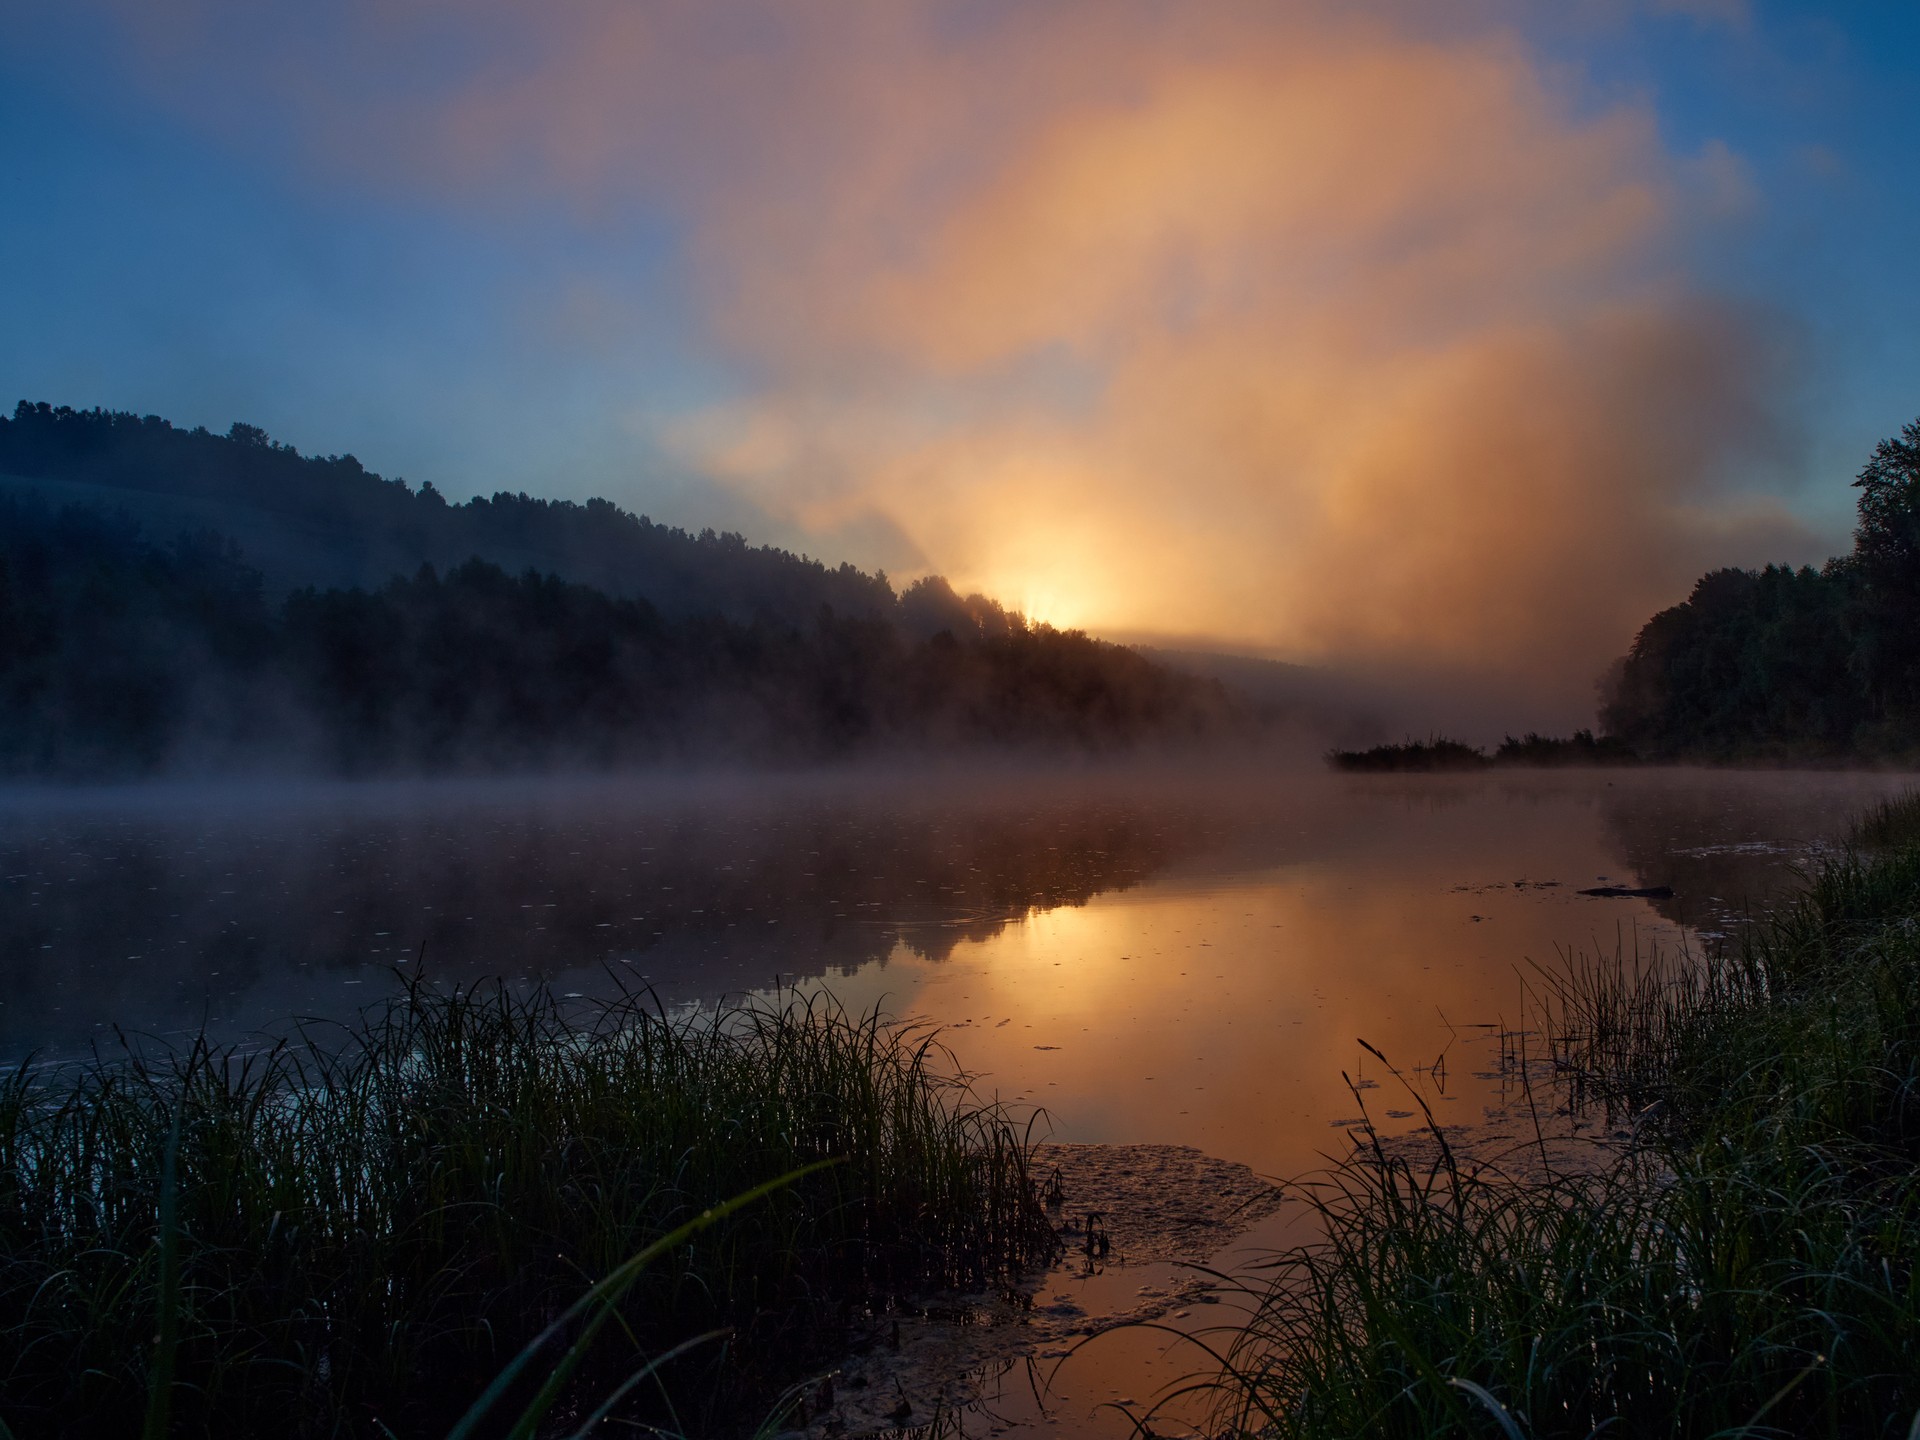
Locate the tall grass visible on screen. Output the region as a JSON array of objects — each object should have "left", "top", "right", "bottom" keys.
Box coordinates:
[
  {"left": 1185, "top": 792, "right": 1920, "bottom": 1439},
  {"left": 0, "top": 979, "right": 1058, "bottom": 1437}
]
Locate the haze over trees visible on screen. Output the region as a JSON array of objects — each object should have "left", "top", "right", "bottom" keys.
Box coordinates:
[
  {"left": 0, "top": 403, "right": 1239, "bottom": 777},
  {"left": 1602, "top": 417, "right": 1920, "bottom": 759}
]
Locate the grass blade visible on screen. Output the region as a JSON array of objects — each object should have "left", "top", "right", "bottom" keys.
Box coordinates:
[
  {"left": 141, "top": 1112, "right": 183, "bottom": 1440},
  {"left": 1449, "top": 1378, "right": 1525, "bottom": 1440},
  {"left": 449, "top": 1162, "right": 835, "bottom": 1440}
]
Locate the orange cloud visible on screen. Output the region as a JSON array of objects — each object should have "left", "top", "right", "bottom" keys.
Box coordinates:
[
  {"left": 84, "top": 0, "right": 1815, "bottom": 722},
  {"left": 637, "top": 8, "right": 1809, "bottom": 718}
]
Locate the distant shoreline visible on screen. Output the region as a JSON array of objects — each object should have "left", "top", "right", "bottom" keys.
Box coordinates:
[
  {"left": 1327, "top": 732, "right": 1920, "bottom": 773},
  {"left": 1327, "top": 731, "right": 1635, "bottom": 772}
]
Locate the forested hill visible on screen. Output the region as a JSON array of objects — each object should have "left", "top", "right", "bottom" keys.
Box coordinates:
[
  {"left": 0, "top": 404, "right": 1245, "bottom": 777},
  {"left": 1602, "top": 416, "right": 1920, "bottom": 760},
  {"left": 0, "top": 401, "right": 902, "bottom": 624}
]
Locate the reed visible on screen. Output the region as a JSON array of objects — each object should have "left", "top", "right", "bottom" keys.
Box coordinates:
[
  {"left": 0, "top": 979, "right": 1058, "bottom": 1437},
  {"left": 1175, "top": 792, "right": 1920, "bottom": 1439}
]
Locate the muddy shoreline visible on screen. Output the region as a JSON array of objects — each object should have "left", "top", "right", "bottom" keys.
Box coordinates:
[{"left": 799, "top": 1143, "right": 1283, "bottom": 1436}]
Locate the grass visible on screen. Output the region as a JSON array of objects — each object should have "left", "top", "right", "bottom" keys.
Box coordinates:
[
  {"left": 0, "top": 979, "right": 1059, "bottom": 1438},
  {"left": 1172, "top": 792, "right": 1920, "bottom": 1439}
]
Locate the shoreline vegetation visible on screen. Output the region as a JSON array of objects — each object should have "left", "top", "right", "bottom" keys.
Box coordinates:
[
  {"left": 1328, "top": 730, "right": 1639, "bottom": 772},
  {"left": 0, "top": 983, "right": 1058, "bottom": 1437},
  {"left": 1176, "top": 791, "right": 1920, "bottom": 1439}
]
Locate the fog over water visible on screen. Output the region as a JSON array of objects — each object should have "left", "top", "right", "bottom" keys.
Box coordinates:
[{"left": 3, "top": 765, "right": 1910, "bottom": 1180}]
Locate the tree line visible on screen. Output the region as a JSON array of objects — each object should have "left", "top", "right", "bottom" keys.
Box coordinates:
[
  {"left": 0, "top": 400, "right": 907, "bottom": 622},
  {"left": 0, "top": 495, "right": 1239, "bottom": 778},
  {"left": 1602, "top": 417, "right": 1920, "bottom": 760}
]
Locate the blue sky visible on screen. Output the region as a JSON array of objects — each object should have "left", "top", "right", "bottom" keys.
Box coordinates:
[
  {"left": 0, "top": 40, "right": 722, "bottom": 522},
  {"left": 1530, "top": 2, "right": 1920, "bottom": 521}
]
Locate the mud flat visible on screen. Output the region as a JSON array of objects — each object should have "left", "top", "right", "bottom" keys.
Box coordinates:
[{"left": 801, "top": 1143, "right": 1282, "bottom": 1436}]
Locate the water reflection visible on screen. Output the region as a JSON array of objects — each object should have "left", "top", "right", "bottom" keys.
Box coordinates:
[
  {"left": 0, "top": 767, "right": 1910, "bottom": 1183},
  {"left": 1593, "top": 773, "right": 1876, "bottom": 935},
  {"left": 0, "top": 772, "right": 1212, "bottom": 1056}
]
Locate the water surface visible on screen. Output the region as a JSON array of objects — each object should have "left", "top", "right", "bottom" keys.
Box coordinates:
[{"left": 2, "top": 766, "right": 1904, "bottom": 1182}]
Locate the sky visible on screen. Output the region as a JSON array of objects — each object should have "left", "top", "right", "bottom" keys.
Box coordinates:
[{"left": 3, "top": 1, "right": 1918, "bottom": 725}]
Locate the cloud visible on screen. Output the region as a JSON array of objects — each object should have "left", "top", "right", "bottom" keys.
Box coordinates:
[
  {"left": 62, "top": 0, "right": 1815, "bottom": 721},
  {"left": 1644, "top": 0, "right": 1752, "bottom": 29},
  {"left": 637, "top": 6, "right": 1808, "bottom": 717}
]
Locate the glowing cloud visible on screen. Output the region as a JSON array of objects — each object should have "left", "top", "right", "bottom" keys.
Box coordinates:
[
  {"left": 647, "top": 6, "right": 1808, "bottom": 716},
  {"left": 78, "top": 0, "right": 1817, "bottom": 718}
]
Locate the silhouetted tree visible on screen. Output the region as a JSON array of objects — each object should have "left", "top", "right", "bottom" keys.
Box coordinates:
[
  {"left": 1848, "top": 418, "right": 1920, "bottom": 724},
  {"left": 1602, "top": 415, "right": 1920, "bottom": 758}
]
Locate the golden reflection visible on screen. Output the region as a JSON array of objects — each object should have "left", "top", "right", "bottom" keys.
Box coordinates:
[{"left": 823, "top": 770, "right": 1909, "bottom": 1178}]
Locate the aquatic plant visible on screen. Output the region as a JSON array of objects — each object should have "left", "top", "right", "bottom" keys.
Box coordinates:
[{"left": 0, "top": 979, "right": 1057, "bottom": 1437}]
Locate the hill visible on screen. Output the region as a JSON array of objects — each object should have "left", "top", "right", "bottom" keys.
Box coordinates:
[
  {"left": 0, "top": 403, "right": 1244, "bottom": 776},
  {"left": 0, "top": 401, "right": 898, "bottom": 621}
]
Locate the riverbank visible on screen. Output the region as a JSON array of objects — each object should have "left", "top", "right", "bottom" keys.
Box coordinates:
[
  {"left": 1187, "top": 792, "right": 1920, "bottom": 1438},
  {"left": 798, "top": 1143, "right": 1283, "bottom": 1435},
  {"left": 0, "top": 983, "right": 1058, "bottom": 1437}
]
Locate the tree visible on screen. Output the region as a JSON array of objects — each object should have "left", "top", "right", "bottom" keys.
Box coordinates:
[
  {"left": 1849, "top": 418, "right": 1920, "bottom": 725},
  {"left": 1852, "top": 418, "right": 1920, "bottom": 579},
  {"left": 1601, "top": 414, "right": 1920, "bottom": 758}
]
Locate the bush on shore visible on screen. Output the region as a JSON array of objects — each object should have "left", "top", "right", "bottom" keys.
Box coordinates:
[
  {"left": 1329, "top": 731, "right": 1641, "bottom": 773},
  {"left": 1326, "top": 737, "right": 1492, "bottom": 772}
]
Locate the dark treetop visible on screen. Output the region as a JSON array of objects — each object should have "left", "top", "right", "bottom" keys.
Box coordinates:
[{"left": 1602, "top": 416, "right": 1920, "bottom": 761}]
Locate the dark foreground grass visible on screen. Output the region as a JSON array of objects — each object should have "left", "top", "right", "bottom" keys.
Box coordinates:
[
  {"left": 1183, "top": 794, "right": 1920, "bottom": 1439},
  {"left": 0, "top": 981, "right": 1058, "bottom": 1438}
]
